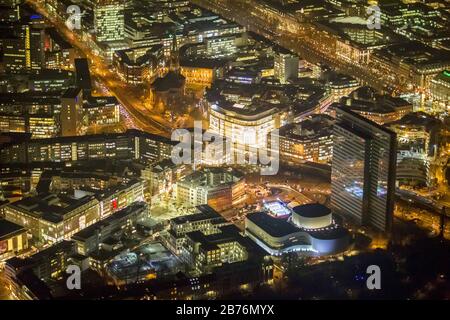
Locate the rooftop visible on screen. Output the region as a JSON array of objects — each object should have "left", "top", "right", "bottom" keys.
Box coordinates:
[
  {"left": 171, "top": 205, "right": 224, "bottom": 225},
  {"left": 151, "top": 71, "right": 185, "bottom": 92},
  {"left": 178, "top": 167, "right": 244, "bottom": 189},
  {"left": 0, "top": 219, "right": 26, "bottom": 241},
  {"left": 246, "top": 212, "right": 299, "bottom": 238},
  {"left": 186, "top": 224, "right": 245, "bottom": 252},
  {"left": 72, "top": 202, "right": 147, "bottom": 241},
  {"left": 278, "top": 114, "right": 334, "bottom": 139},
  {"left": 8, "top": 193, "right": 97, "bottom": 223},
  {"left": 292, "top": 203, "right": 331, "bottom": 218}
]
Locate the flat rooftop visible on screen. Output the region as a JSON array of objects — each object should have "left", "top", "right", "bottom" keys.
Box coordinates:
[
  {"left": 0, "top": 219, "right": 26, "bottom": 241},
  {"left": 72, "top": 202, "right": 147, "bottom": 241},
  {"left": 8, "top": 193, "right": 97, "bottom": 223},
  {"left": 186, "top": 224, "right": 245, "bottom": 251},
  {"left": 246, "top": 212, "right": 299, "bottom": 238},
  {"left": 171, "top": 205, "right": 225, "bottom": 225},
  {"left": 178, "top": 167, "right": 244, "bottom": 188}
]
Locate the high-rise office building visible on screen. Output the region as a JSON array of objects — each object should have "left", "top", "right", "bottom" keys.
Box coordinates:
[
  {"left": 274, "top": 47, "right": 299, "bottom": 84},
  {"left": 1, "top": 22, "right": 44, "bottom": 73},
  {"left": 331, "top": 106, "right": 397, "bottom": 232},
  {"left": 60, "top": 87, "right": 84, "bottom": 137},
  {"left": 94, "top": 0, "right": 125, "bottom": 43},
  {"left": 0, "top": 0, "right": 22, "bottom": 22}
]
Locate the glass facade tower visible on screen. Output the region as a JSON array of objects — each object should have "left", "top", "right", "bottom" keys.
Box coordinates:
[{"left": 331, "top": 106, "right": 397, "bottom": 232}]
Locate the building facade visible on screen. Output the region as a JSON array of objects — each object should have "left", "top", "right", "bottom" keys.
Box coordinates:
[
  {"left": 331, "top": 107, "right": 397, "bottom": 232},
  {"left": 94, "top": 1, "right": 125, "bottom": 43}
]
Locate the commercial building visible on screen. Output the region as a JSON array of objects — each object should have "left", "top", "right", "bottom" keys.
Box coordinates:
[
  {"left": 273, "top": 47, "right": 299, "bottom": 84},
  {"left": 113, "top": 44, "right": 164, "bottom": 85},
  {"left": 331, "top": 106, "right": 397, "bottom": 232},
  {"left": 208, "top": 100, "right": 288, "bottom": 149},
  {"left": 72, "top": 202, "right": 149, "bottom": 256},
  {"left": 0, "top": 129, "right": 175, "bottom": 165},
  {"left": 3, "top": 193, "right": 100, "bottom": 244},
  {"left": 141, "top": 158, "right": 191, "bottom": 198},
  {"left": 274, "top": 114, "right": 334, "bottom": 164},
  {"left": 84, "top": 96, "right": 120, "bottom": 126},
  {"left": 0, "top": 87, "right": 122, "bottom": 138},
  {"left": 183, "top": 224, "right": 250, "bottom": 274},
  {"left": 325, "top": 73, "right": 360, "bottom": 103},
  {"left": 0, "top": 219, "right": 28, "bottom": 260},
  {"left": 179, "top": 42, "right": 229, "bottom": 87},
  {"left": 3, "top": 179, "right": 145, "bottom": 245},
  {"left": 321, "top": 17, "right": 403, "bottom": 65},
  {"left": 206, "top": 78, "right": 328, "bottom": 150},
  {"left": 430, "top": 70, "right": 450, "bottom": 117},
  {"left": 0, "top": 91, "right": 62, "bottom": 138},
  {"left": 4, "top": 240, "right": 75, "bottom": 299},
  {"left": 60, "top": 87, "right": 84, "bottom": 137},
  {"left": 0, "top": 21, "right": 44, "bottom": 73},
  {"left": 5, "top": 240, "right": 75, "bottom": 282},
  {"left": 335, "top": 86, "right": 413, "bottom": 125},
  {"left": 373, "top": 41, "right": 450, "bottom": 90},
  {"left": 163, "top": 205, "right": 228, "bottom": 255},
  {"left": 176, "top": 167, "right": 246, "bottom": 212},
  {"left": 28, "top": 69, "right": 74, "bottom": 92},
  {"left": 94, "top": 1, "right": 125, "bottom": 43},
  {"left": 163, "top": 204, "right": 265, "bottom": 275},
  {"left": 48, "top": 171, "right": 123, "bottom": 193},
  {"left": 379, "top": 2, "right": 447, "bottom": 46},
  {"left": 245, "top": 203, "right": 350, "bottom": 256},
  {"left": 386, "top": 112, "right": 443, "bottom": 187},
  {"left": 43, "top": 27, "right": 75, "bottom": 70}
]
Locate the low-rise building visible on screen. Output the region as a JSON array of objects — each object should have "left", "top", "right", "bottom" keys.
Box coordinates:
[
  {"left": 3, "top": 193, "right": 100, "bottom": 244},
  {"left": 141, "top": 158, "right": 191, "bottom": 198},
  {"left": 0, "top": 129, "right": 175, "bottom": 165},
  {"left": 333, "top": 86, "right": 413, "bottom": 125},
  {"left": 72, "top": 202, "right": 149, "bottom": 256},
  {"left": 176, "top": 167, "right": 246, "bottom": 212},
  {"left": 274, "top": 114, "right": 334, "bottom": 164},
  {"left": 0, "top": 219, "right": 28, "bottom": 260},
  {"left": 4, "top": 240, "right": 75, "bottom": 299},
  {"left": 162, "top": 205, "right": 228, "bottom": 255},
  {"left": 113, "top": 44, "right": 164, "bottom": 85},
  {"left": 3, "top": 179, "right": 144, "bottom": 245},
  {"left": 183, "top": 224, "right": 250, "bottom": 274},
  {"left": 430, "top": 70, "right": 450, "bottom": 117},
  {"left": 84, "top": 96, "right": 120, "bottom": 126}
]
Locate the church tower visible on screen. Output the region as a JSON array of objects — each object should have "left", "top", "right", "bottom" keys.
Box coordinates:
[{"left": 169, "top": 32, "right": 180, "bottom": 73}]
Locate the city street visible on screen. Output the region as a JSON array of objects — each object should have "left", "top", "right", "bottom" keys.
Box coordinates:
[
  {"left": 28, "top": 0, "right": 173, "bottom": 136},
  {"left": 192, "top": 0, "right": 402, "bottom": 93}
]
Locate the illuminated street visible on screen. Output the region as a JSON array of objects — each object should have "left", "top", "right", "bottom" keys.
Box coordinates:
[{"left": 28, "top": 0, "right": 173, "bottom": 136}]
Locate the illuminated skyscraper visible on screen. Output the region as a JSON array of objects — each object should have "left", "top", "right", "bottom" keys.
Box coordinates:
[
  {"left": 274, "top": 47, "right": 298, "bottom": 84},
  {"left": 1, "top": 23, "right": 44, "bottom": 73},
  {"left": 331, "top": 106, "right": 397, "bottom": 232},
  {"left": 94, "top": 0, "right": 124, "bottom": 43},
  {"left": 0, "top": 0, "right": 22, "bottom": 21}
]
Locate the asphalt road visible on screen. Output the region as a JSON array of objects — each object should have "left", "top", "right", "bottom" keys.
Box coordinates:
[{"left": 27, "top": 0, "right": 173, "bottom": 137}]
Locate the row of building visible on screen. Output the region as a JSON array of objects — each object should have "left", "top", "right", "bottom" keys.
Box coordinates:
[
  {"left": 0, "top": 128, "right": 175, "bottom": 164},
  {"left": 1, "top": 178, "right": 144, "bottom": 246},
  {"left": 0, "top": 85, "right": 120, "bottom": 138}
]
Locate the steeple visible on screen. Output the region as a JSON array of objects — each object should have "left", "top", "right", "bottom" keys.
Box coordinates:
[{"left": 170, "top": 32, "right": 180, "bottom": 73}]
